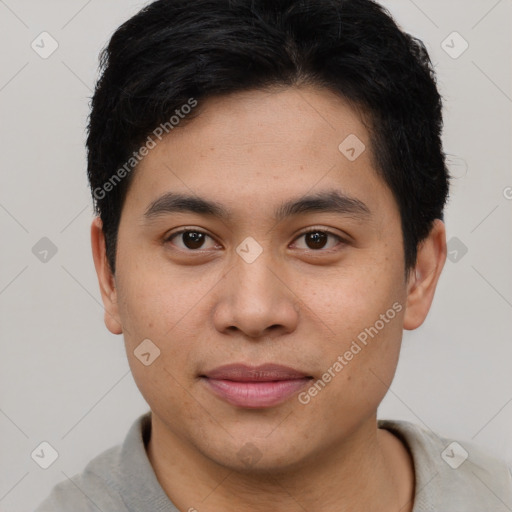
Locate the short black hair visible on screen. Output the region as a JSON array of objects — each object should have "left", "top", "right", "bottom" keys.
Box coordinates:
[{"left": 87, "top": 0, "right": 449, "bottom": 275}]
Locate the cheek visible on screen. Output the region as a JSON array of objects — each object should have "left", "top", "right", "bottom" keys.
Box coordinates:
[
  {"left": 115, "top": 256, "right": 227, "bottom": 391},
  {"left": 115, "top": 266, "right": 206, "bottom": 414},
  {"left": 293, "top": 250, "right": 405, "bottom": 400},
  {"left": 115, "top": 250, "right": 216, "bottom": 339},
  {"left": 293, "top": 254, "right": 404, "bottom": 341}
]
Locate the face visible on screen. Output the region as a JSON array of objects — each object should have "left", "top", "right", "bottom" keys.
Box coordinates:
[{"left": 93, "top": 86, "right": 444, "bottom": 472}]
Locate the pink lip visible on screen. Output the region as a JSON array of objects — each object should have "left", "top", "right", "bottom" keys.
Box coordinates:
[{"left": 201, "top": 364, "right": 312, "bottom": 408}]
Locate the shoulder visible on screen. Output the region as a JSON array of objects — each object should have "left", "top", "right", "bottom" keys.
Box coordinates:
[
  {"left": 34, "top": 443, "right": 127, "bottom": 512},
  {"left": 34, "top": 413, "right": 154, "bottom": 512},
  {"left": 379, "top": 419, "right": 512, "bottom": 511}
]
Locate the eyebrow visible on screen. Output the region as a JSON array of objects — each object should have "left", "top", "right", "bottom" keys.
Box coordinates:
[
  {"left": 143, "top": 190, "right": 371, "bottom": 222},
  {"left": 274, "top": 190, "right": 371, "bottom": 221}
]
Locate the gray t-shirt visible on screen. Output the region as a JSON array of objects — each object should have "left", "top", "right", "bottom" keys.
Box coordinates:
[{"left": 35, "top": 413, "right": 512, "bottom": 511}]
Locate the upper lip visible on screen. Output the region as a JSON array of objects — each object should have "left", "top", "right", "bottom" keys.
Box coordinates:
[{"left": 202, "top": 363, "right": 311, "bottom": 381}]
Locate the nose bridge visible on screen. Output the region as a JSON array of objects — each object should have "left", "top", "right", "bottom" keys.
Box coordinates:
[
  {"left": 232, "top": 245, "right": 282, "bottom": 309},
  {"left": 212, "top": 242, "right": 299, "bottom": 337}
]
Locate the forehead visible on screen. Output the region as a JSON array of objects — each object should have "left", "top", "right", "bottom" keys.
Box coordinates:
[{"left": 125, "top": 86, "right": 396, "bottom": 222}]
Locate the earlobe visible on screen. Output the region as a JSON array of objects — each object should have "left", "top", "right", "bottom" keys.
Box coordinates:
[
  {"left": 403, "top": 219, "right": 447, "bottom": 330},
  {"left": 91, "top": 217, "right": 123, "bottom": 335}
]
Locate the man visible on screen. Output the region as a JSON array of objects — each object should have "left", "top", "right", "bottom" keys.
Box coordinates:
[{"left": 36, "top": 0, "right": 512, "bottom": 510}]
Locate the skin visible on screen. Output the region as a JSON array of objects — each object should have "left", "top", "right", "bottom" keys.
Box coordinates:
[{"left": 92, "top": 86, "right": 446, "bottom": 512}]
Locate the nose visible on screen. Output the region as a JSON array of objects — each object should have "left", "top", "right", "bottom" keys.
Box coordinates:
[{"left": 212, "top": 251, "right": 300, "bottom": 339}]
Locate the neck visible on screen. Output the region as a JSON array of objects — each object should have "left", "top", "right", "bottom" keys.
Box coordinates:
[{"left": 147, "top": 413, "right": 414, "bottom": 512}]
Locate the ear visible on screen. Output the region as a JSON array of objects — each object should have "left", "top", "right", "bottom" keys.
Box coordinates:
[
  {"left": 403, "top": 219, "right": 447, "bottom": 330},
  {"left": 91, "top": 217, "right": 123, "bottom": 335}
]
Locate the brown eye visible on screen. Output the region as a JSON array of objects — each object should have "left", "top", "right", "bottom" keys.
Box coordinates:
[
  {"left": 181, "top": 231, "right": 205, "bottom": 249},
  {"left": 167, "top": 230, "right": 218, "bottom": 251},
  {"left": 305, "top": 231, "right": 328, "bottom": 249},
  {"left": 293, "top": 229, "right": 343, "bottom": 251}
]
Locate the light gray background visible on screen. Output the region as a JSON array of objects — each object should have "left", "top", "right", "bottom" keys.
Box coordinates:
[{"left": 0, "top": 1, "right": 511, "bottom": 510}]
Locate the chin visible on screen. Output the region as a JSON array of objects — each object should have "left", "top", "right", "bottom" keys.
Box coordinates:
[{"left": 198, "top": 434, "right": 314, "bottom": 476}]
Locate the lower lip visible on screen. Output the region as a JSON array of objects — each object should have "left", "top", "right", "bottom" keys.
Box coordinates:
[{"left": 202, "top": 378, "right": 311, "bottom": 408}]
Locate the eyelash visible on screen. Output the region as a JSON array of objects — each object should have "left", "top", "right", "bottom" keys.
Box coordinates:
[
  {"left": 294, "top": 228, "right": 346, "bottom": 251},
  {"left": 165, "top": 227, "right": 346, "bottom": 252}
]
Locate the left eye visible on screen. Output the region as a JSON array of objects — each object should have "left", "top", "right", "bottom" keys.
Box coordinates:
[
  {"left": 293, "top": 230, "right": 343, "bottom": 250},
  {"left": 167, "top": 230, "right": 218, "bottom": 250}
]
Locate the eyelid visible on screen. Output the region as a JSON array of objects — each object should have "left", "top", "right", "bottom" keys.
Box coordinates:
[
  {"left": 292, "top": 226, "right": 349, "bottom": 244},
  {"left": 165, "top": 227, "right": 210, "bottom": 240},
  {"left": 165, "top": 227, "right": 220, "bottom": 250}
]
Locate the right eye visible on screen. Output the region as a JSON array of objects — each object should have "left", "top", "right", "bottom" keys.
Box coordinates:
[{"left": 165, "top": 229, "right": 220, "bottom": 251}]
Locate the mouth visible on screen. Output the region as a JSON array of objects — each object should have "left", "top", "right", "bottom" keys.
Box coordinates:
[{"left": 200, "top": 363, "right": 313, "bottom": 409}]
